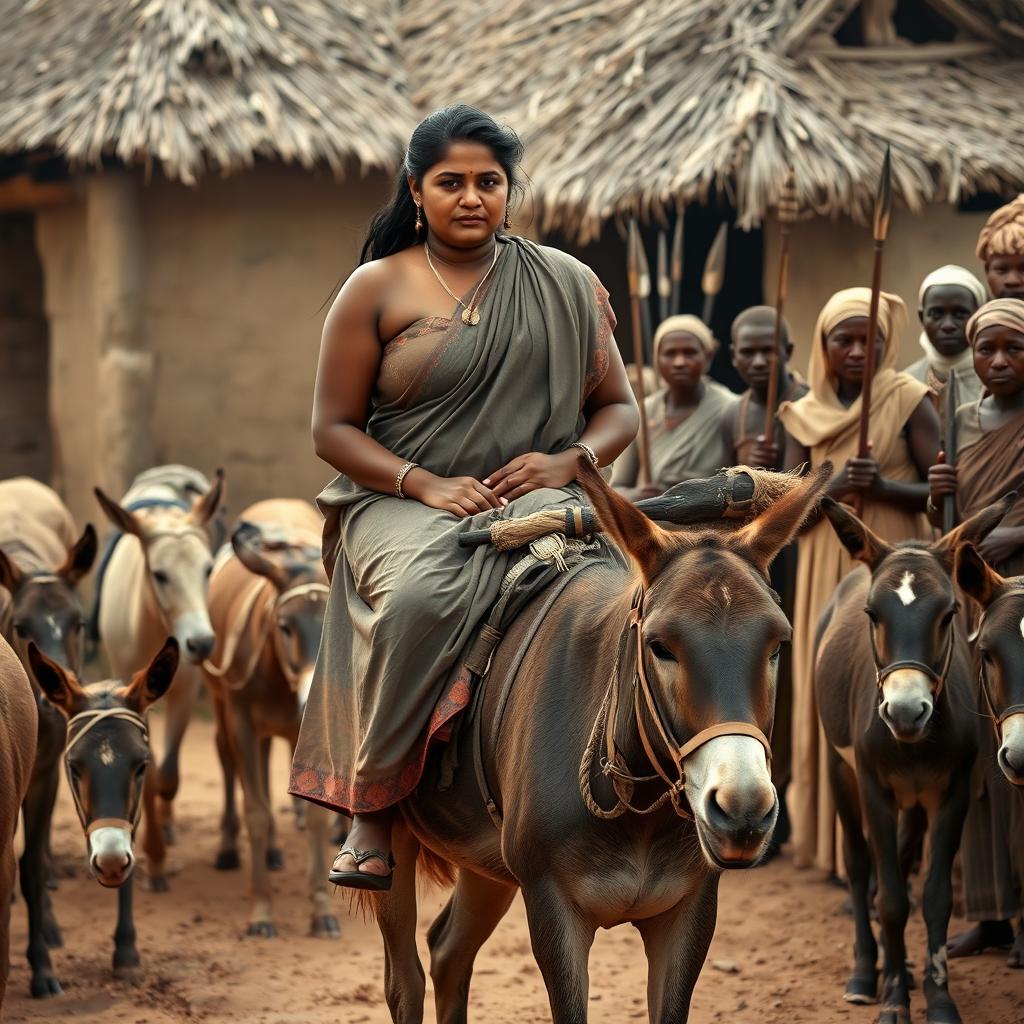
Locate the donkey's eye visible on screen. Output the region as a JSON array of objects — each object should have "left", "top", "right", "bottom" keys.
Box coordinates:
[
  {"left": 864, "top": 607, "right": 879, "bottom": 625},
  {"left": 769, "top": 644, "right": 782, "bottom": 663},
  {"left": 980, "top": 648, "right": 994, "bottom": 665},
  {"left": 13, "top": 621, "right": 28, "bottom": 638},
  {"left": 153, "top": 570, "right": 170, "bottom": 586},
  {"left": 941, "top": 608, "right": 957, "bottom": 627},
  {"left": 278, "top": 621, "right": 293, "bottom": 638},
  {"left": 648, "top": 639, "right": 676, "bottom": 663}
]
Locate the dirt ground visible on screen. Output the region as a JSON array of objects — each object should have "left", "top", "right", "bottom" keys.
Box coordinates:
[{"left": 5, "top": 710, "right": 1023, "bottom": 1024}]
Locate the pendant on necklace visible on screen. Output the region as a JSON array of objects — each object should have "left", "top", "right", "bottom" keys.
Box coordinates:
[{"left": 462, "top": 308, "right": 480, "bottom": 326}]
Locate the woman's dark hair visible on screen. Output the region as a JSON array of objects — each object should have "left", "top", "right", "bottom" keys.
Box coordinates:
[{"left": 360, "top": 105, "right": 524, "bottom": 264}]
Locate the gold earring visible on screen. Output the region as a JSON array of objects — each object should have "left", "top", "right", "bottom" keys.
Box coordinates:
[
  {"left": 415, "top": 203, "right": 423, "bottom": 234},
  {"left": 503, "top": 210, "right": 512, "bottom": 230}
]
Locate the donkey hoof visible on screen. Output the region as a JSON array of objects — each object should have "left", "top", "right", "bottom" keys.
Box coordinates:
[
  {"left": 30, "top": 972, "right": 63, "bottom": 998},
  {"left": 147, "top": 874, "right": 170, "bottom": 894},
  {"left": 42, "top": 920, "right": 64, "bottom": 949},
  {"left": 214, "top": 850, "right": 241, "bottom": 871},
  {"left": 246, "top": 920, "right": 278, "bottom": 939},
  {"left": 113, "top": 962, "right": 143, "bottom": 984},
  {"left": 266, "top": 848, "right": 284, "bottom": 871},
  {"left": 878, "top": 1007, "right": 911, "bottom": 1024},
  {"left": 310, "top": 914, "right": 341, "bottom": 939},
  {"left": 844, "top": 970, "right": 878, "bottom": 1004}
]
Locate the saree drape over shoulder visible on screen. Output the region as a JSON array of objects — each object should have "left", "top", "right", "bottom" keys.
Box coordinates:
[
  {"left": 289, "top": 236, "right": 614, "bottom": 815},
  {"left": 610, "top": 381, "right": 738, "bottom": 489},
  {"left": 778, "top": 288, "right": 931, "bottom": 873}
]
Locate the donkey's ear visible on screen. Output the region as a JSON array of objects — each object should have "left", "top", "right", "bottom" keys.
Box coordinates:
[
  {"left": 820, "top": 496, "right": 894, "bottom": 568},
  {"left": 191, "top": 469, "right": 225, "bottom": 527},
  {"left": 94, "top": 488, "right": 143, "bottom": 537},
  {"left": 733, "top": 464, "right": 832, "bottom": 575},
  {"left": 932, "top": 491, "right": 1017, "bottom": 569},
  {"left": 58, "top": 524, "right": 97, "bottom": 587},
  {"left": 231, "top": 521, "right": 288, "bottom": 588},
  {"left": 954, "top": 542, "right": 1007, "bottom": 609},
  {"left": 28, "top": 642, "right": 87, "bottom": 715},
  {"left": 576, "top": 460, "right": 674, "bottom": 583},
  {"left": 0, "top": 548, "right": 25, "bottom": 595},
  {"left": 126, "top": 638, "right": 179, "bottom": 711}
]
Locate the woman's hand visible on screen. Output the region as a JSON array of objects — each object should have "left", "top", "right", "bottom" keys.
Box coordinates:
[
  {"left": 485, "top": 451, "right": 580, "bottom": 502},
  {"left": 928, "top": 450, "right": 958, "bottom": 504},
  {"left": 747, "top": 435, "right": 780, "bottom": 470},
  {"left": 979, "top": 526, "right": 1024, "bottom": 565},
  {"left": 403, "top": 469, "right": 504, "bottom": 518},
  {"left": 843, "top": 442, "right": 882, "bottom": 495}
]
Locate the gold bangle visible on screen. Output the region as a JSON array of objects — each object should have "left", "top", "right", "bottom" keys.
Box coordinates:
[
  {"left": 570, "top": 441, "right": 599, "bottom": 468},
  {"left": 395, "top": 461, "right": 418, "bottom": 499}
]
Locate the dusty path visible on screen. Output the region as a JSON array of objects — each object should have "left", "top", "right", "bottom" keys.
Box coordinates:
[{"left": 5, "top": 712, "right": 1022, "bottom": 1023}]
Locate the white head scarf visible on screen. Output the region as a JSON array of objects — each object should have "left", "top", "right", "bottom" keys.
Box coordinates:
[{"left": 917, "top": 265, "right": 987, "bottom": 373}]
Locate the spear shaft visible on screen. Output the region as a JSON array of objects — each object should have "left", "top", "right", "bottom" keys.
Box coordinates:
[
  {"left": 854, "top": 147, "right": 893, "bottom": 516},
  {"left": 627, "top": 222, "right": 653, "bottom": 486},
  {"left": 670, "top": 213, "right": 684, "bottom": 316},
  {"left": 657, "top": 230, "right": 670, "bottom": 324},
  {"left": 633, "top": 222, "right": 655, "bottom": 365},
  {"left": 763, "top": 172, "right": 798, "bottom": 442},
  {"left": 943, "top": 372, "right": 959, "bottom": 533},
  {"left": 701, "top": 222, "right": 728, "bottom": 327}
]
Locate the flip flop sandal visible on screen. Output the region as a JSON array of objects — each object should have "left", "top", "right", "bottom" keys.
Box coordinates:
[{"left": 328, "top": 845, "right": 395, "bottom": 892}]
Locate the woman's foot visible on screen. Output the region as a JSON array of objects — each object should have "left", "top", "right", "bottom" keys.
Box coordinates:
[
  {"left": 947, "top": 919, "right": 1014, "bottom": 958},
  {"left": 328, "top": 812, "right": 394, "bottom": 891}
]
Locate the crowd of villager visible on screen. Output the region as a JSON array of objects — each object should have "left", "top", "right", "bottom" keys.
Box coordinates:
[{"left": 1, "top": 105, "right": 1023, "bottom": 1024}]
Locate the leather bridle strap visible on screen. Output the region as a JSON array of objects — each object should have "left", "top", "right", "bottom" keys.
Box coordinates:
[
  {"left": 870, "top": 619, "right": 955, "bottom": 698},
  {"left": 87, "top": 817, "right": 135, "bottom": 835}
]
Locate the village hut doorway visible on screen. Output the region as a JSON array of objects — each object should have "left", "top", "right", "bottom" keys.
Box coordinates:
[{"left": 0, "top": 211, "right": 51, "bottom": 481}]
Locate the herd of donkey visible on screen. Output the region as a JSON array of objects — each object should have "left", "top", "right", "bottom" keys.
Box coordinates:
[{"left": 0, "top": 458, "right": 1022, "bottom": 1023}]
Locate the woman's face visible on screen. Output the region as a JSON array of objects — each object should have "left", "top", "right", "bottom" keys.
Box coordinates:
[
  {"left": 973, "top": 324, "right": 1024, "bottom": 398},
  {"left": 985, "top": 253, "right": 1024, "bottom": 300},
  {"left": 657, "top": 332, "right": 708, "bottom": 391},
  {"left": 919, "top": 284, "right": 977, "bottom": 358},
  {"left": 410, "top": 141, "right": 508, "bottom": 248},
  {"left": 824, "top": 316, "right": 885, "bottom": 387}
]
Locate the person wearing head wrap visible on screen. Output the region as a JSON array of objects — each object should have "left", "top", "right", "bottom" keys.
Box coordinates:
[
  {"left": 778, "top": 287, "right": 940, "bottom": 873},
  {"left": 723, "top": 305, "right": 808, "bottom": 470},
  {"left": 927, "top": 298, "right": 1024, "bottom": 967},
  {"left": 976, "top": 194, "right": 1024, "bottom": 302},
  {"left": 906, "top": 265, "right": 986, "bottom": 414},
  {"left": 611, "top": 315, "right": 738, "bottom": 499}
]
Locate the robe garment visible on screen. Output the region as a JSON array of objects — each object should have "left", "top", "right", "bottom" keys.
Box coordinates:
[
  {"left": 779, "top": 288, "right": 931, "bottom": 873},
  {"left": 731, "top": 374, "right": 809, "bottom": 470},
  {"left": 953, "top": 402, "right": 1024, "bottom": 920},
  {"left": 610, "top": 380, "right": 738, "bottom": 490},
  {"left": 289, "top": 236, "right": 615, "bottom": 815}
]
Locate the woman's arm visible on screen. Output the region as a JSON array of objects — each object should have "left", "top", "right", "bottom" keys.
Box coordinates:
[{"left": 311, "top": 266, "right": 502, "bottom": 517}]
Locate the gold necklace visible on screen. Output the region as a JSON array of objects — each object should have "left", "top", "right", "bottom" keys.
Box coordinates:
[{"left": 424, "top": 242, "right": 499, "bottom": 326}]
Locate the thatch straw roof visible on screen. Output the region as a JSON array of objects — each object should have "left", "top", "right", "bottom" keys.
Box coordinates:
[
  {"left": 0, "top": 0, "right": 415, "bottom": 185},
  {"left": 403, "top": 0, "right": 1024, "bottom": 240}
]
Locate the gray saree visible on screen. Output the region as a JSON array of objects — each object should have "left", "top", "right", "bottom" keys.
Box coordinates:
[{"left": 289, "top": 236, "right": 614, "bottom": 814}]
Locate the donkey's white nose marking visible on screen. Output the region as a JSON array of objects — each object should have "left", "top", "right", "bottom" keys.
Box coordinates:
[
  {"left": 1019, "top": 614, "right": 1024, "bottom": 642},
  {"left": 895, "top": 572, "right": 916, "bottom": 606}
]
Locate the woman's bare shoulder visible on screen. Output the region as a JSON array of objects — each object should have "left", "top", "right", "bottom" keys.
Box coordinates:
[{"left": 327, "top": 249, "right": 417, "bottom": 322}]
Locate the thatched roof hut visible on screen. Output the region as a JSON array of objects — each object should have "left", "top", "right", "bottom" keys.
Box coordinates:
[
  {"left": 0, "top": 0, "right": 415, "bottom": 185},
  {"left": 403, "top": 0, "right": 1024, "bottom": 240}
]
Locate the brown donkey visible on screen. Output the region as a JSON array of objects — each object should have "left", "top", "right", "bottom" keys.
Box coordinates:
[
  {"left": 370, "top": 462, "right": 830, "bottom": 1024},
  {"left": 201, "top": 500, "right": 337, "bottom": 939},
  {"left": 0, "top": 634, "right": 37, "bottom": 1016},
  {"left": 26, "top": 639, "right": 179, "bottom": 984},
  {"left": 815, "top": 496, "right": 1015, "bottom": 1024}
]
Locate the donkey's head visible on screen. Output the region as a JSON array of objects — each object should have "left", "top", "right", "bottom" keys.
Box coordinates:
[
  {"left": 231, "top": 521, "right": 328, "bottom": 707},
  {"left": 28, "top": 638, "right": 178, "bottom": 887},
  {"left": 95, "top": 471, "right": 224, "bottom": 663},
  {"left": 955, "top": 543, "right": 1024, "bottom": 786},
  {"left": 579, "top": 462, "right": 830, "bottom": 869},
  {"left": 822, "top": 494, "right": 1014, "bottom": 743},
  {"left": 0, "top": 525, "right": 97, "bottom": 674}
]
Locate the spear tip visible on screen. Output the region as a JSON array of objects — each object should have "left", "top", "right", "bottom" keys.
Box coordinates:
[
  {"left": 701, "top": 222, "right": 729, "bottom": 298},
  {"left": 874, "top": 145, "right": 893, "bottom": 243}
]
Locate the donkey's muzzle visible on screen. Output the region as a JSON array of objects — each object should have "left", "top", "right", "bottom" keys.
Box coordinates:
[
  {"left": 702, "top": 787, "right": 778, "bottom": 867},
  {"left": 89, "top": 825, "right": 136, "bottom": 887}
]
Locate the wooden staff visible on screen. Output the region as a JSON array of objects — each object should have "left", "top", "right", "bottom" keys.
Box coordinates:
[
  {"left": 627, "top": 221, "right": 653, "bottom": 486},
  {"left": 854, "top": 146, "right": 893, "bottom": 516},
  {"left": 670, "top": 213, "right": 684, "bottom": 316},
  {"left": 763, "top": 171, "right": 798, "bottom": 440},
  {"left": 633, "top": 221, "right": 655, "bottom": 365},
  {"left": 701, "top": 222, "right": 728, "bottom": 327},
  {"left": 657, "top": 230, "right": 670, "bottom": 324},
  {"left": 943, "top": 372, "right": 959, "bottom": 534}
]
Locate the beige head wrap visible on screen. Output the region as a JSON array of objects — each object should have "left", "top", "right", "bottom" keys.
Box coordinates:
[
  {"left": 966, "top": 298, "right": 1024, "bottom": 346},
  {"left": 975, "top": 194, "right": 1024, "bottom": 263},
  {"left": 653, "top": 315, "right": 716, "bottom": 359},
  {"left": 918, "top": 265, "right": 987, "bottom": 309}
]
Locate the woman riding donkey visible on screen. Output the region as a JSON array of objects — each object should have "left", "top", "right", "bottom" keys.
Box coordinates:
[{"left": 288, "top": 106, "right": 639, "bottom": 888}]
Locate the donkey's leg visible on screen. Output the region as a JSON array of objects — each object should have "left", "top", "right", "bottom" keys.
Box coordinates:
[
  {"left": 634, "top": 873, "right": 718, "bottom": 1023},
  {"left": 862, "top": 776, "right": 911, "bottom": 1024},
  {"left": 428, "top": 869, "right": 516, "bottom": 1024},
  {"left": 303, "top": 801, "right": 340, "bottom": 938},
  {"left": 142, "top": 761, "right": 169, "bottom": 892},
  {"left": 920, "top": 778, "right": 970, "bottom": 1024},
  {"left": 377, "top": 824, "right": 426, "bottom": 1024},
  {"left": 155, "top": 663, "right": 201, "bottom": 844},
  {"left": 521, "top": 880, "right": 596, "bottom": 1024},
  {"left": 20, "top": 767, "right": 61, "bottom": 997},
  {"left": 829, "top": 750, "right": 878, "bottom": 1003},
  {"left": 112, "top": 875, "right": 140, "bottom": 978},
  {"left": 212, "top": 696, "right": 241, "bottom": 870},
  {"left": 260, "top": 736, "right": 284, "bottom": 871}
]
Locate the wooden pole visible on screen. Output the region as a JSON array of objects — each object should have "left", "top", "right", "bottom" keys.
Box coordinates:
[
  {"left": 854, "top": 146, "right": 893, "bottom": 516},
  {"left": 670, "top": 213, "right": 684, "bottom": 316},
  {"left": 943, "top": 372, "right": 959, "bottom": 533},
  {"left": 763, "top": 171, "right": 798, "bottom": 440},
  {"left": 627, "top": 222, "right": 653, "bottom": 486},
  {"left": 657, "top": 230, "right": 670, "bottom": 324},
  {"left": 634, "top": 221, "right": 654, "bottom": 365},
  {"left": 701, "top": 222, "right": 728, "bottom": 327}
]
